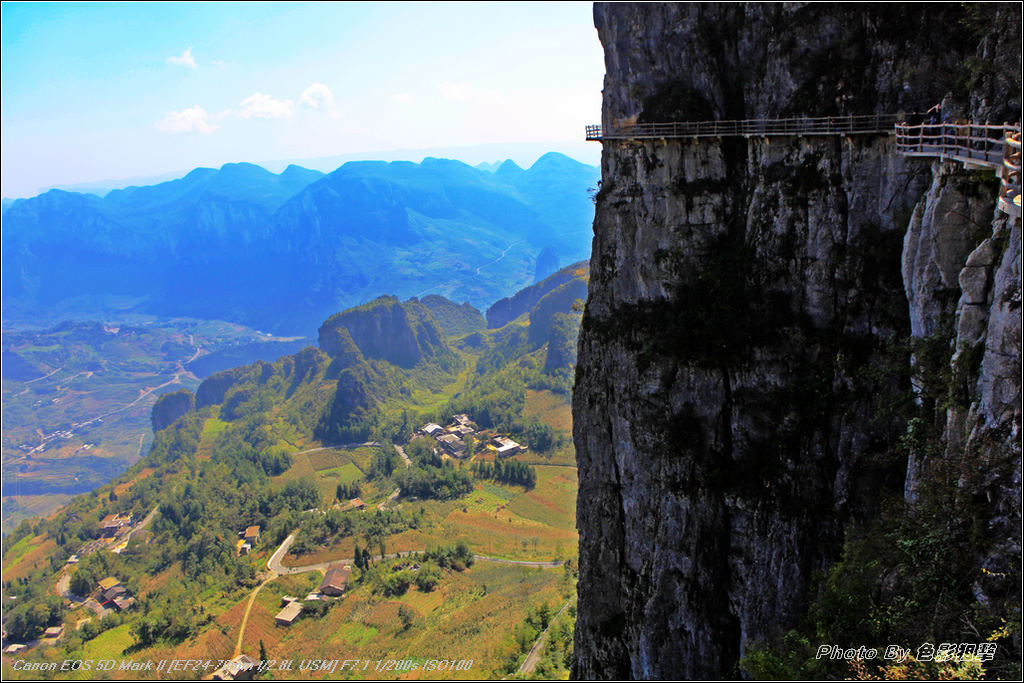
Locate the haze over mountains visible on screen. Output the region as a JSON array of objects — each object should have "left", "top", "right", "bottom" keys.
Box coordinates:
[{"left": 2, "top": 152, "right": 598, "bottom": 334}]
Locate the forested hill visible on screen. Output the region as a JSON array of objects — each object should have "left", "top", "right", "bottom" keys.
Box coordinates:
[
  {"left": 2, "top": 154, "right": 598, "bottom": 333},
  {"left": 1, "top": 272, "right": 587, "bottom": 665}
]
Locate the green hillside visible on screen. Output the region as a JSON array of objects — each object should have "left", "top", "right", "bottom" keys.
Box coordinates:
[{"left": 1, "top": 274, "right": 586, "bottom": 679}]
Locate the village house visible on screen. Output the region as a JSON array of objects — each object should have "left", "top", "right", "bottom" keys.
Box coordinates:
[
  {"left": 96, "top": 577, "right": 135, "bottom": 612},
  {"left": 274, "top": 600, "right": 303, "bottom": 626},
  {"left": 452, "top": 413, "right": 477, "bottom": 428},
  {"left": 101, "top": 584, "right": 127, "bottom": 603},
  {"left": 243, "top": 525, "right": 260, "bottom": 547},
  {"left": 450, "top": 424, "right": 475, "bottom": 439},
  {"left": 97, "top": 577, "right": 120, "bottom": 593},
  {"left": 99, "top": 513, "right": 130, "bottom": 537},
  {"left": 319, "top": 563, "right": 352, "bottom": 597},
  {"left": 43, "top": 625, "right": 64, "bottom": 640},
  {"left": 348, "top": 497, "right": 366, "bottom": 511},
  {"left": 436, "top": 433, "right": 466, "bottom": 457},
  {"left": 111, "top": 595, "right": 135, "bottom": 612},
  {"left": 493, "top": 436, "right": 522, "bottom": 457},
  {"left": 4, "top": 643, "right": 27, "bottom": 655},
  {"left": 209, "top": 654, "right": 257, "bottom": 681},
  {"left": 420, "top": 423, "right": 444, "bottom": 437},
  {"left": 236, "top": 538, "right": 250, "bottom": 556}
]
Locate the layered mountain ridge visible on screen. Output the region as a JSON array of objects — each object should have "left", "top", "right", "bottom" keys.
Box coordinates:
[{"left": 2, "top": 153, "right": 598, "bottom": 334}]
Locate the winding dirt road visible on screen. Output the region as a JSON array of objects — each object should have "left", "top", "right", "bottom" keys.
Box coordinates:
[
  {"left": 232, "top": 575, "right": 274, "bottom": 658},
  {"left": 518, "top": 599, "right": 573, "bottom": 675}
]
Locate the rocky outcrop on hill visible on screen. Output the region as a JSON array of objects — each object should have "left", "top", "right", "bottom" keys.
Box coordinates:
[
  {"left": 573, "top": 3, "right": 1021, "bottom": 679},
  {"left": 151, "top": 389, "right": 195, "bottom": 432},
  {"left": 196, "top": 365, "right": 260, "bottom": 409},
  {"left": 317, "top": 296, "right": 451, "bottom": 369},
  {"left": 527, "top": 277, "right": 589, "bottom": 347},
  {"left": 416, "top": 295, "right": 486, "bottom": 336},
  {"left": 486, "top": 261, "right": 589, "bottom": 329}
]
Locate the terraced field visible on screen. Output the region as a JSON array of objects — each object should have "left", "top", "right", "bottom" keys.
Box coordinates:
[{"left": 275, "top": 445, "right": 386, "bottom": 503}]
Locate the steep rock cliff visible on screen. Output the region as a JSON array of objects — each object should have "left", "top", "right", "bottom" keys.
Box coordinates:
[
  {"left": 151, "top": 389, "right": 196, "bottom": 432},
  {"left": 486, "top": 260, "right": 589, "bottom": 328},
  {"left": 317, "top": 295, "right": 451, "bottom": 369},
  {"left": 573, "top": 3, "right": 1020, "bottom": 679}
]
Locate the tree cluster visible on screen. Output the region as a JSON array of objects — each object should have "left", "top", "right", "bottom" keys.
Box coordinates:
[
  {"left": 471, "top": 459, "right": 537, "bottom": 488},
  {"left": 395, "top": 463, "right": 473, "bottom": 500},
  {"left": 422, "top": 540, "right": 475, "bottom": 570}
]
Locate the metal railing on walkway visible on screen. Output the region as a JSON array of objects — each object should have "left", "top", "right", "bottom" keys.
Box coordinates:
[
  {"left": 894, "top": 121, "right": 1022, "bottom": 218},
  {"left": 893, "top": 122, "right": 1007, "bottom": 167},
  {"left": 584, "top": 114, "right": 897, "bottom": 140},
  {"left": 584, "top": 115, "right": 1022, "bottom": 219},
  {"left": 999, "top": 130, "right": 1022, "bottom": 218}
]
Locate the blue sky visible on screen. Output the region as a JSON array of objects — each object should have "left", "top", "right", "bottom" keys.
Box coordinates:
[{"left": 1, "top": 1, "right": 603, "bottom": 198}]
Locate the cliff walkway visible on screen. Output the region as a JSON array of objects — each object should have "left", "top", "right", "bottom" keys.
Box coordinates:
[
  {"left": 584, "top": 114, "right": 897, "bottom": 140},
  {"left": 586, "top": 116, "right": 1022, "bottom": 218},
  {"left": 895, "top": 121, "right": 1021, "bottom": 218}
]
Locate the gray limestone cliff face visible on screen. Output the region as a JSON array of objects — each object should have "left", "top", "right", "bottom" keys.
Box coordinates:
[
  {"left": 902, "top": 161, "right": 1021, "bottom": 593},
  {"left": 573, "top": 3, "right": 1021, "bottom": 679}
]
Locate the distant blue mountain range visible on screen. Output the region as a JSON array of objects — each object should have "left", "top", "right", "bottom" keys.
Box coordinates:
[{"left": 2, "top": 153, "right": 598, "bottom": 334}]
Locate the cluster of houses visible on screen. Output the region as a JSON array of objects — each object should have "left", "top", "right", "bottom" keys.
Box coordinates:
[
  {"left": 417, "top": 414, "right": 525, "bottom": 459},
  {"left": 274, "top": 563, "right": 351, "bottom": 627},
  {"left": 419, "top": 413, "right": 477, "bottom": 458},
  {"left": 99, "top": 512, "right": 132, "bottom": 538},
  {"left": 97, "top": 576, "right": 135, "bottom": 612},
  {"left": 62, "top": 512, "right": 136, "bottom": 567},
  {"left": 236, "top": 525, "right": 260, "bottom": 556}
]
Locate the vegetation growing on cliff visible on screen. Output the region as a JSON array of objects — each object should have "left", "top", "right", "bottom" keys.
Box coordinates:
[{"left": 740, "top": 323, "right": 1022, "bottom": 680}]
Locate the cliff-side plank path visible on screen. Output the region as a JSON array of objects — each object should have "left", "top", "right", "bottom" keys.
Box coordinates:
[{"left": 587, "top": 116, "right": 1022, "bottom": 218}]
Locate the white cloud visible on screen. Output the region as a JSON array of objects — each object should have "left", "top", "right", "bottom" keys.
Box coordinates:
[
  {"left": 239, "top": 92, "right": 295, "bottom": 119},
  {"left": 155, "top": 106, "right": 217, "bottom": 134},
  {"left": 390, "top": 93, "right": 414, "bottom": 104},
  {"left": 438, "top": 82, "right": 474, "bottom": 102},
  {"left": 166, "top": 47, "right": 197, "bottom": 69},
  {"left": 299, "top": 82, "right": 335, "bottom": 113}
]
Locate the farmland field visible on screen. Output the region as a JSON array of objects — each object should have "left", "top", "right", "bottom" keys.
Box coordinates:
[
  {"left": 524, "top": 390, "right": 572, "bottom": 433},
  {"left": 277, "top": 445, "right": 389, "bottom": 504},
  {"left": 208, "top": 562, "right": 568, "bottom": 680},
  {"left": 1, "top": 319, "right": 310, "bottom": 531}
]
